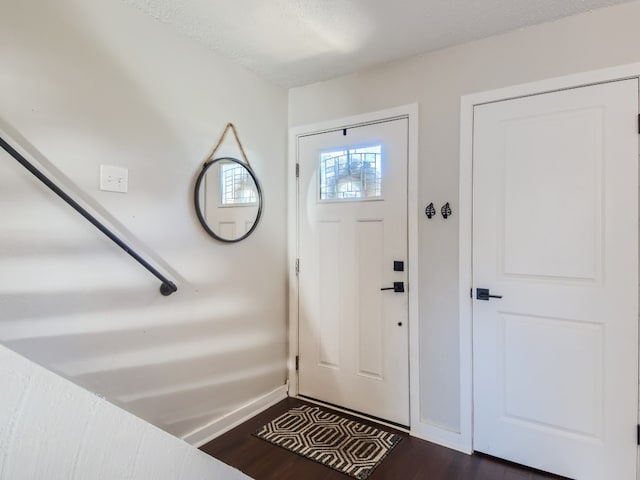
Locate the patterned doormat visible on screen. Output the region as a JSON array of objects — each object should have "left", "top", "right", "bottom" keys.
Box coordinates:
[{"left": 253, "top": 404, "right": 402, "bottom": 479}]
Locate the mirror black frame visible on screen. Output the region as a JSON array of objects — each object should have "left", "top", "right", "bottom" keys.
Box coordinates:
[{"left": 194, "top": 156, "right": 263, "bottom": 243}]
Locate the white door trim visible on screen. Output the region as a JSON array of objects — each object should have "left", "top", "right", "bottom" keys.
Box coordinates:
[
  {"left": 459, "top": 62, "right": 640, "bottom": 454},
  {"left": 288, "top": 103, "right": 419, "bottom": 428}
]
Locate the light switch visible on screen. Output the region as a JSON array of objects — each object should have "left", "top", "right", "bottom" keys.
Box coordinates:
[{"left": 100, "top": 165, "right": 128, "bottom": 193}]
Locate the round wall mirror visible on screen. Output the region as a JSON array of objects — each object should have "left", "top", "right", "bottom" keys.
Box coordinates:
[{"left": 194, "top": 157, "right": 262, "bottom": 242}]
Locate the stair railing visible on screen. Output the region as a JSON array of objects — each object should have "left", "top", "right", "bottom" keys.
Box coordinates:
[{"left": 0, "top": 136, "right": 177, "bottom": 296}]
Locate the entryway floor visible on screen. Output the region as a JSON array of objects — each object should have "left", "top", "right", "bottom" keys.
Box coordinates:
[{"left": 200, "top": 397, "right": 565, "bottom": 480}]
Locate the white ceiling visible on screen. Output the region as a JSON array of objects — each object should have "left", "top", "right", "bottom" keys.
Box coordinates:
[{"left": 122, "top": 0, "right": 635, "bottom": 87}]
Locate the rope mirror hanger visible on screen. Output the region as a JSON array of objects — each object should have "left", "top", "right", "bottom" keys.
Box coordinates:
[{"left": 194, "top": 123, "right": 263, "bottom": 243}]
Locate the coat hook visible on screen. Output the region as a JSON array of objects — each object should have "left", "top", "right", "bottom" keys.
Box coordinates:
[
  {"left": 441, "top": 202, "right": 452, "bottom": 219},
  {"left": 425, "top": 202, "right": 436, "bottom": 219}
]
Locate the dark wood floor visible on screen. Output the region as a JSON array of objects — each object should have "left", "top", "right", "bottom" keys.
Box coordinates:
[{"left": 200, "top": 397, "right": 565, "bottom": 480}]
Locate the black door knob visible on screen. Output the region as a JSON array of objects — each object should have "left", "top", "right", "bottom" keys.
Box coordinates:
[
  {"left": 476, "top": 288, "right": 502, "bottom": 301},
  {"left": 381, "top": 282, "right": 405, "bottom": 293}
]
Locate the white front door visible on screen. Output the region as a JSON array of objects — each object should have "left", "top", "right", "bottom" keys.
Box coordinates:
[
  {"left": 297, "top": 118, "right": 409, "bottom": 426},
  {"left": 472, "top": 79, "right": 638, "bottom": 479}
]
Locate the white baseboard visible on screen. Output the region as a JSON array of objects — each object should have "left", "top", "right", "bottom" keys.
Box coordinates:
[
  {"left": 410, "top": 421, "right": 472, "bottom": 455},
  {"left": 182, "top": 383, "right": 288, "bottom": 448}
]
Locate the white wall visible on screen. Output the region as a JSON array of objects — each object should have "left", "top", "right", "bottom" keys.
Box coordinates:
[
  {"left": 0, "top": 0, "right": 288, "bottom": 439},
  {"left": 289, "top": 0, "right": 640, "bottom": 440},
  {"left": 0, "top": 344, "right": 250, "bottom": 480}
]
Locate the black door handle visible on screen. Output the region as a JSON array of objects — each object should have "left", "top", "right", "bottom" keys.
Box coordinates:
[
  {"left": 476, "top": 288, "right": 502, "bottom": 301},
  {"left": 381, "top": 282, "right": 404, "bottom": 293}
]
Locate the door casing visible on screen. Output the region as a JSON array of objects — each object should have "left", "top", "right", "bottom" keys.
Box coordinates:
[
  {"left": 459, "top": 63, "right": 640, "bottom": 456},
  {"left": 288, "top": 104, "right": 420, "bottom": 432}
]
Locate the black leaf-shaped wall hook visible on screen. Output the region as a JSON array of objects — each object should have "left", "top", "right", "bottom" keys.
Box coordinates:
[
  {"left": 441, "top": 202, "right": 452, "bottom": 219},
  {"left": 425, "top": 202, "right": 436, "bottom": 219}
]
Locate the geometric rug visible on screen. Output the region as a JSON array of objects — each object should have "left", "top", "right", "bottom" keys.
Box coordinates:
[{"left": 253, "top": 404, "right": 402, "bottom": 479}]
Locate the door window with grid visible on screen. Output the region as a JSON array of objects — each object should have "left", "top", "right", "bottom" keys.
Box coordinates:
[
  {"left": 319, "top": 145, "right": 382, "bottom": 200},
  {"left": 220, "top": 163, "right": 257, "bottom": 205}
]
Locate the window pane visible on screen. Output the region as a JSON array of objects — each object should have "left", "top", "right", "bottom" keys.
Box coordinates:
[
  {"left": 220, "top": 163, "right": 257, "bottom": 205},
  {"left": 319, "top": 145, "right": 382, "bottom": 200}
]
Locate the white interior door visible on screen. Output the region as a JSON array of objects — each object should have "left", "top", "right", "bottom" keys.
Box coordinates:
[
  {"left": 297, "top": 118, "right": 409, "bottom": 426},
  {"left": 472, "top": 79, "right": 638, "bottom": 479}
]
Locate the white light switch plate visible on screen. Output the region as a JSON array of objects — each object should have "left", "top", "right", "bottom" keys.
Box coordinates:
[{"left": 100, "top": 165, "right": 128, "bottom": 193}]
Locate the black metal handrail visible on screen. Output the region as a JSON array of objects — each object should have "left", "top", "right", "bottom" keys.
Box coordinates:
[{"left": 0, "top": 136, "right": 177, "bottom": 296}]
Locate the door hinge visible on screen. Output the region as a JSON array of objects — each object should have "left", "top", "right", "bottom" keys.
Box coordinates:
[
  {"left": 295, "top": 355, "right": 299, "bottom": 371},
  {"left": 295, "top": 258, "right": 300, "bottom": 276},
  {"left": 637, "top": 114, "right": 640, "bottom": 134},
  {"left": 637, "top": 424, "right": 639, "bottom": 445},
  {"left": 295, "top": 163, "right": 300, "bottom": 178},
  {"left": 470, "top": 288, "right": 472, "bottom": 299}
]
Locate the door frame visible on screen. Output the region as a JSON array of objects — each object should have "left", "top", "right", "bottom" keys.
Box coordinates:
[
  {"left": 288, "top": 104, "right": 419, "bottom": 429},
  {"left": 459, "top": 63, "right": 640, "bottom": 454}
]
